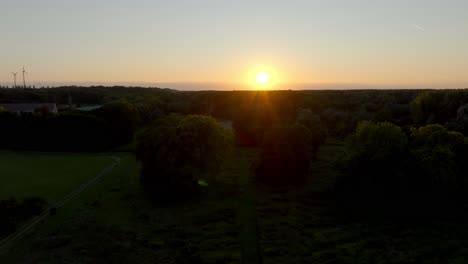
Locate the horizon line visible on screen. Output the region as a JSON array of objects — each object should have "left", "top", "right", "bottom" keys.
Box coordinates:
[{"left": 0, "top": 81, "right": 467, "bottom": 91}]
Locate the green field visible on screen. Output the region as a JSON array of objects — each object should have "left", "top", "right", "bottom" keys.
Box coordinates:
[
  {"left": 3, "top": 145, "right": 468, "bottom": 263},
  {"left": 0, "top": 152, "right": 115, "bottom": 202},
  {"left": 1, "top": 152, "right": 243, "bottom": 263}
]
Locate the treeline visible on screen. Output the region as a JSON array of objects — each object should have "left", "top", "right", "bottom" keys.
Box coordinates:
[
  {"left": 0, "top": 101, "right": 139, "bottom": 151},
  {"left": 411, "top": 90, "right": 468, "bottom": 135},
  {"left": 0, "top": 86, "right": 178, "bottom": 106},
  {"left": 2, "top": 87, "right": 468, "bottom": 152}
]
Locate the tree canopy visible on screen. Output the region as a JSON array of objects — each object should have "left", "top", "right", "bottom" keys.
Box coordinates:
[{"left": 136, "top": 115, "right": 232, "bottom": 199}]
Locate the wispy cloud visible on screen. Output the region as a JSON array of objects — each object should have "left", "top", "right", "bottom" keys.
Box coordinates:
[{"left": 411, "top": 24, "right": 426, "bottom": 32}]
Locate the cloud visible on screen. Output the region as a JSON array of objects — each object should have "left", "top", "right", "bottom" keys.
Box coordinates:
[{"left": 411, "top": 24, "right": 426, "bottom": 32}]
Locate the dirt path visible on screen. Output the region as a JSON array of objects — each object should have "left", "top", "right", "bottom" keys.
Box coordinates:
[
  {"left": 0, "top": 156, "right": 122, "bottom": 252},
  {"left": 238, "top": 149, "right": 263, "bottom": 264}
]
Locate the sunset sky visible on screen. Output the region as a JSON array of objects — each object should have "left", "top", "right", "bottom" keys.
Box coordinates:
[{"left": 1, "top": 0, "right": 468, "bottom": 89}]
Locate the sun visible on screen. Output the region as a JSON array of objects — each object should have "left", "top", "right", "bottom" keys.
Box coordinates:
[
  {"left": 247, "top": 66, "right": 279, "bottom": 89},
  {"left": 256, "top": 72, "right": 269, "bottom": 84}
]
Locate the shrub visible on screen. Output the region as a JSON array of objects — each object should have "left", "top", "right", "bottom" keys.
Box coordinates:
[{"left": 0, "top": 197, "right": 47, "bottom": 238}]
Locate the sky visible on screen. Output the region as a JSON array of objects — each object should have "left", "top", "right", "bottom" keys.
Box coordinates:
[{"left": 1, "top": 0, "right": 468, "bottom": 90}]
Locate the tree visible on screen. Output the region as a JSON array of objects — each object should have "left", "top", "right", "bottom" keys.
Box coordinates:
[
  {"left": 45, "top": 113, "right": 112, "bottom": 151},
  {"left": 296, "top": 109, "right": 326, "bottom": 156},
  {"left": 447, "top": 103, "right": 468, "bottom": 136},
  {"left": 410, "top": 124, "right": 468, "bottom": 193},
  {"left": 254, "top": 123, "right": 314, "bottom": 186},
  {"left": 96, "top": 100, "right": 140, "bottom": 146},
  {"left": 136, "top": 115, "right": 232, "bottom": 200},
  {"left": 337, "top": 121, "right": 468, "bottom": 213},
  {"left": 336, "top": 121, "right": 410, "bottom": 207},
  {"left": 132, "top": 96, "right": 164, "bottom": 124},
  {"left": 232, "top": 103, "right": 274, "bottom": 147},
  {"left": 411, "top": 90, "right": 468, "bottom": 125}
]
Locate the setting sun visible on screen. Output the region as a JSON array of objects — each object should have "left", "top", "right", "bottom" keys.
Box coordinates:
[
  {"left": 248, "top": 66, "right": 279, "bottom": 89},
  {"left": 256, "top": 72, "right": 269, "bottom": 84}
]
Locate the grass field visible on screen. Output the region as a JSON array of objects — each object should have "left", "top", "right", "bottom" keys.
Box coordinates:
[
  {"left": 4, "top": 144, "right": 468, "bottom": 263},
  {"left": 1, "top": 151, "right": 244, "bottom": 263},
  {"left": 0, "top": 152, "right": 115, "bottom": 203}
]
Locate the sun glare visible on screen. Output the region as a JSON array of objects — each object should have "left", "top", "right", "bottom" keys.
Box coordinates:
[
  {"left": 247, "top": 66, "right": 279, "bottom": 89},
  {"left": 256, "top": 72, "right": 269, "bottom": 84}
]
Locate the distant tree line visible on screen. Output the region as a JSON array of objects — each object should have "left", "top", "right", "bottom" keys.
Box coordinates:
[{"left": 0, "top": 101, "right": 139, "bottom": 151}]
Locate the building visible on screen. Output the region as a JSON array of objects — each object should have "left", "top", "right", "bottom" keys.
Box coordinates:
[
  {"left": 0, "top": 103, "right": 58, "bottom": 114},
  {"left": 75, "top": 105, "right": 102, "bottom": 111}
]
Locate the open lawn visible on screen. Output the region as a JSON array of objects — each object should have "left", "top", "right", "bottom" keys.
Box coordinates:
[{"left": 0, "top": 152, "right": 115, "bottom": 202}]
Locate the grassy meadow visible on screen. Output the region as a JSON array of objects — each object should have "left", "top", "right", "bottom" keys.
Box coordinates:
[
  {"left": 1, "top": 101, "right": 468, "bottom": 263},
  {"left": 0, "top": 152, "right": 115, "bottom": 203},
  {"left": 2, "top": 143, "right": 468, "bottom": 263},
  {"left": 0, "top": 145, "right": 468, "bottom": 263},
  {"left": 1, "top": 151, "right": 243, "bottom": 263}
]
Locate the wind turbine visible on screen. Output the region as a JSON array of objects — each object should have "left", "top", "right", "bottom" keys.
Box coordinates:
[
  {"left": 11, "top": 72, "right": 18, "bottom": 88},
  {"left": 22, "top": 66, "right": 27, "bottom": 88}
]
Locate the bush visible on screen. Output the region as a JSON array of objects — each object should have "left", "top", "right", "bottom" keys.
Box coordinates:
[
  {"left": 0, "top": 197, "right": 47, "bottom": 238},
  {"left": 136, "top": 115, "right": 232, "bottom": 200},
  {"left": 254, "top": 123, "right": 315, "bottom": 186}
]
